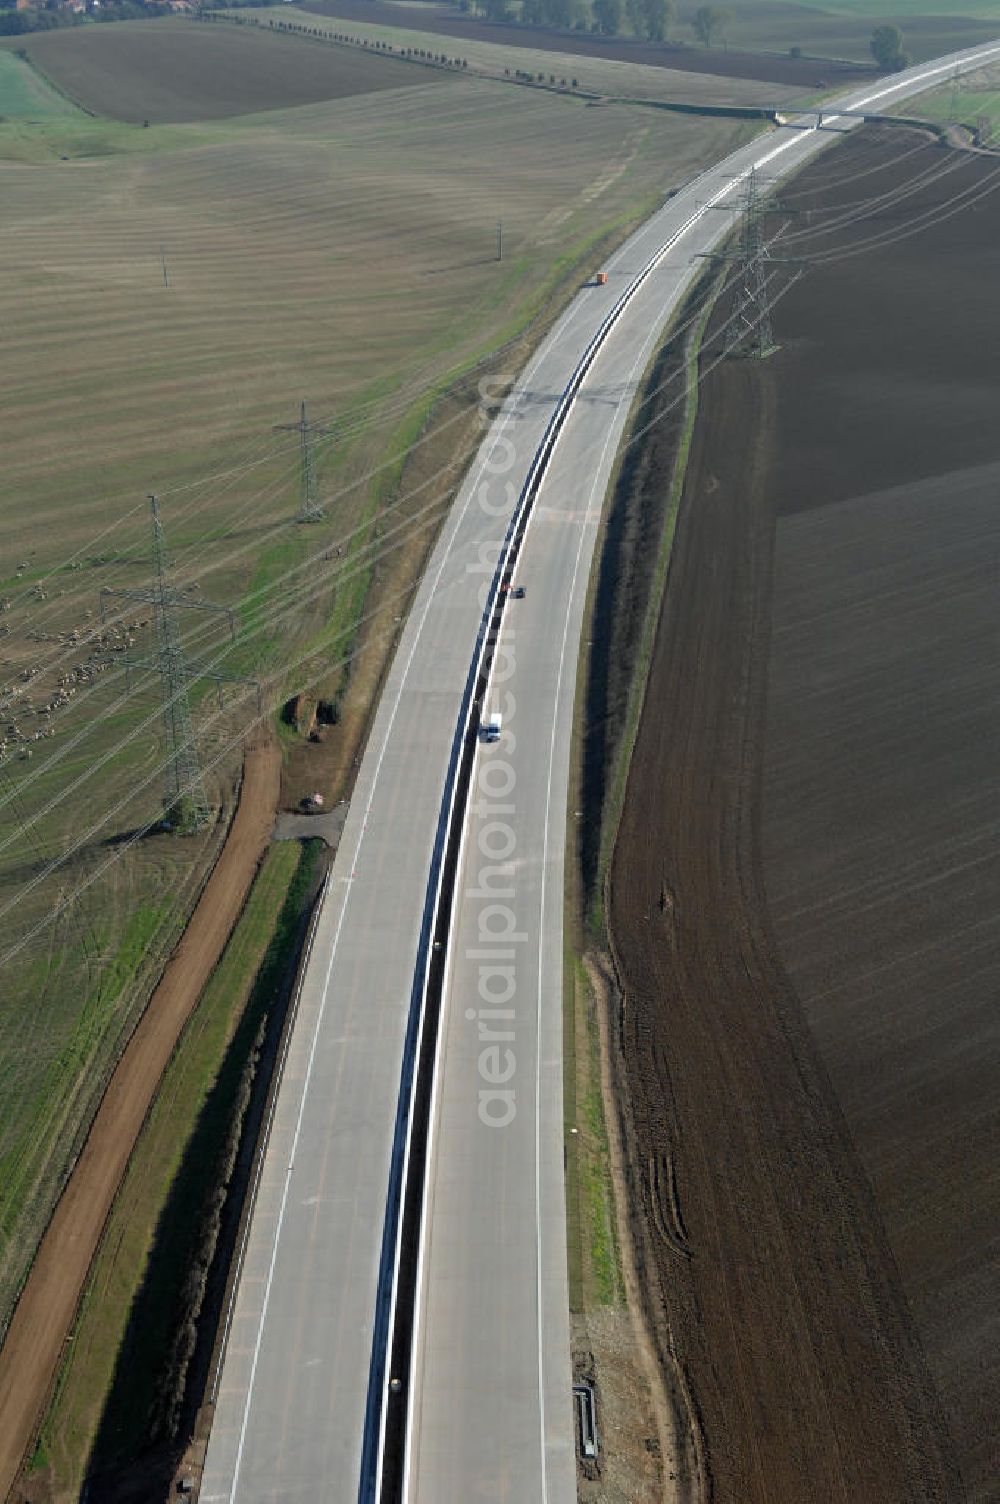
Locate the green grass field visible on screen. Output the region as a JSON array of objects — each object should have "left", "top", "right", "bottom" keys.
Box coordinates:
[
  {"left": 758, "top": 0, "right": 1000, "bottom": 15},
  {"left": 908, "top": 58, "right": 1000, "bottom": 134},
  {"left": 0, "top": 14, "right": 756, "bottom": 1352},
  {"left": 679, "top": 0, "right": 1000, "bottom": 62},
  {"left": 0, "top": 49, "right": 78, "bottom": 118}
]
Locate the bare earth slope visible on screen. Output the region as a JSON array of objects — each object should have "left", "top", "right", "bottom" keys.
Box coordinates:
[{"left": 607, "top": 126, "right": 1000, "bottom": 1501}]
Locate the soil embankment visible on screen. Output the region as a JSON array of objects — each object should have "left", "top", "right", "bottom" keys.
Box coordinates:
[
  {"left": 0, "top": 736, "right": 281, "bottom": 1503},
  {"left": 604, "top": 127, "right": 1000, "bottom": 1500}
]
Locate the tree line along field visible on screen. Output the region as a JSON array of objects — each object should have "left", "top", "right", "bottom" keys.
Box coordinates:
[
  {"left": 281, "top": 3, "right": 814, "bottom": 105},
  {"left": 0, "top": 17, "right": 756, "bottom": 1350}
]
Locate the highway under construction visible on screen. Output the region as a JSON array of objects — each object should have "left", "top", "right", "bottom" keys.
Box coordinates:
[{"left": 199, "top": 38, "right": 1000, "bottom": 1504}]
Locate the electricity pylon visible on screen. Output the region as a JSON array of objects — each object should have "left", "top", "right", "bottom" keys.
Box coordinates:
[
  {"left": 727, "top": 167, "right": 778, "bottom": 358},
  {"left": 700, "top": 168, "right": 803, "bottom": 361},
  {"left": 275, "top": 400, "right": 330, "bottom": 523},
  {"left": 100, "top": 495, "right": 258, "bottom": 832}
]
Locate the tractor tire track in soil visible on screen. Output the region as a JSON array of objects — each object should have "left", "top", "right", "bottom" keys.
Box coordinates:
[
  {"left": 603, "top": 128, "right": 991, "bottom": 1502},
  {"left": 0, "top": 736, "right": 281, "bottom": 1504}
]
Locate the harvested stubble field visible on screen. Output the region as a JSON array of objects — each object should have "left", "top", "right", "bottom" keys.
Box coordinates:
[
  {"left": 606, "top": 125, "right": 1000, "bottom": 1502},
  {"left": 0, "top": 15, "right": 755, "bottom": 1425}
]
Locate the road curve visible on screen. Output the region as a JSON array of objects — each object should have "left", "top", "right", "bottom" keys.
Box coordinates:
[{"left": 200, "top": 38, "right": 1000, "bottom": 1504}]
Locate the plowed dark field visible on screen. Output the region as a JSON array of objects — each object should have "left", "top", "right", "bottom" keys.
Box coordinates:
[{"left": 607, "top": 126, "right": 1000, "bottom": 1503}]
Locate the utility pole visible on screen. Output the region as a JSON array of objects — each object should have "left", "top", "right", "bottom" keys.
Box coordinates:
[
  {"left": 100, "top": 495, "right": 258, "bottom": 832},
  {"left": 497, "top": 219, "right": 503, "bottom": 262},
  {"left": 160, "top": 244, "right": 170, "bottom": 289},
  {"left": 949, "top": 70, "right": 962, "bottom": 125},
  {"left": 275, "top": 400, "right": 330, "bottom": 523}
]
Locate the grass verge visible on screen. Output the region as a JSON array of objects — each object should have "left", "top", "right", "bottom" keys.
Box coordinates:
[{"left": 566, "top": 956, "right": 624, "bottom": 1310}]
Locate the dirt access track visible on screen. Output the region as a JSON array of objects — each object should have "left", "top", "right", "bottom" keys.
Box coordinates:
[
  {"left": 0, "top": 737, "right": 281, "bottom": 1503},
  {"left": 606, "top": 126, "right": 1000, "bottom": 1502}
]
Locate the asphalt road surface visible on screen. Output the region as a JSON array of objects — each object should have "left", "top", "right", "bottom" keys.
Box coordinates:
[{"left": 201, "top": 39, "right": 1000, "bottom": 1504}]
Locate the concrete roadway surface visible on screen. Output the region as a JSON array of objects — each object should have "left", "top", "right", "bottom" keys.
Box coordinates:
[{"left": 201, "top": 39, "right": 1000, "bottom": 1504}]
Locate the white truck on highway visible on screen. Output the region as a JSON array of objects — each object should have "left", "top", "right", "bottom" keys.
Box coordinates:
[{"left": 483, "top": 711, "right": 502, "bottom": 742}]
